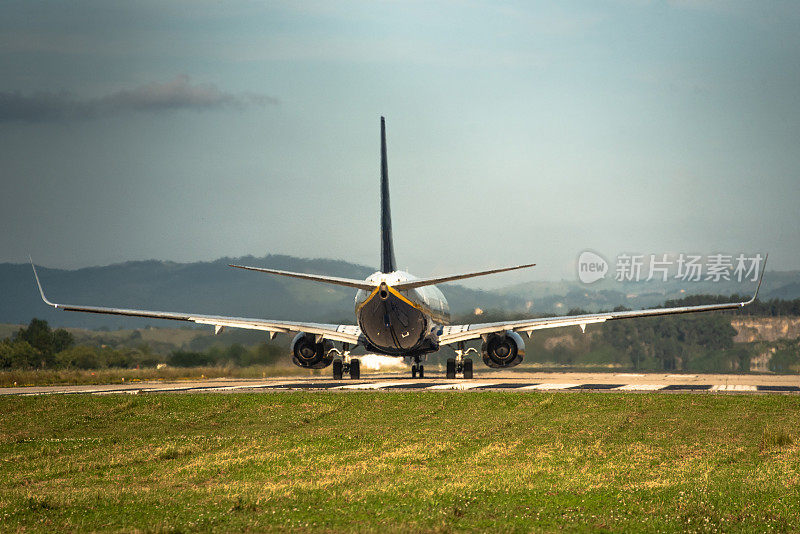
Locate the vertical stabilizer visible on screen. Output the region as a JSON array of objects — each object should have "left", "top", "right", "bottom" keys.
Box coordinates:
[{"left": 380, "top": 116, "right": 396, "bottom": 273}]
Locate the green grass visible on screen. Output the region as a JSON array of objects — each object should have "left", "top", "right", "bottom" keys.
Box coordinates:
[
  {"left": 0, "top": 365, "right": 320, "bottom": 388},
  {"left": 1, "top": 392, "right": 799, "bottom": 532}
]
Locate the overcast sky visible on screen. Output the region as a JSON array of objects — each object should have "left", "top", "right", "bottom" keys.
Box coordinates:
[{"left": 1, "top": 0, "right": 798, "bottom": 288}]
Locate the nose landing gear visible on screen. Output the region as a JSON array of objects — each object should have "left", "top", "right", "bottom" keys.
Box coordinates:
[{"left": 410, "top": 356, "right": 425, "bottom": 378}]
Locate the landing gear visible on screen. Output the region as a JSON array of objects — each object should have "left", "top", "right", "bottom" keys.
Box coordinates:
[
  {"left": 446, "top": 357, "right": 473, "bottom": 379},
  {"left": 331, "top": 343, "right": 360, "bottom": 380},
  {"left": 463, "top": 358, "right": 473, "bottom": 379},
  {"left": 332, "top": 359, "right": 343, "bottom": 380},
  {"left": 446, "top": 358, "right": 456, "bottom": 379},
  {"left": 450, "top": 342, "right": 477, "bottom": 379},
  {"left": 410, "top": 357, "right": 425, "bottom": 379}
]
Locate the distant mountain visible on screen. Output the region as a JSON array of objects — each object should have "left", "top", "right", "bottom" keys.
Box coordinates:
[
  {"left": 493, "top": 270, "right": 800, "bottom": 314},
  {"left": 0, "top": 255, "right": 527, "bottom": 330},
  {"left": 1, "top": 255, "right": 796, "bottom": 331}
]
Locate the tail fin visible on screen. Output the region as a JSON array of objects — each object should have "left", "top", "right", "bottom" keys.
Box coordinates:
[{"left": 380, "top": 116, "right": 396, "bottom": 273}]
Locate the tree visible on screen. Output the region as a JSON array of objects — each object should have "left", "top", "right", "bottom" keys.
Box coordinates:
[
  {"left": 0, "top": 340, "right": 40, "bottom": 369},
  {"left": 15, "top": 318, "right": 54, "bottom": 362},
  {"left": 167, "top": 350, "right": 213, "bottom": 367},
  {"left": 57, "top": 346, "right": 102, "bottom": 370},
  {"left": 52, "top": 329, "right": 75, "bottom": 353},
  {"left": 11, "top": 318, "right": 75, "bottom": 368}
]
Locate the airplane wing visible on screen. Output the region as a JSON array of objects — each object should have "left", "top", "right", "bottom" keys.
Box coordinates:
[
  {"left": 439, "top": 257, "right": 767, "bottom": 346},
  {"left": 30, "top": 262, "right": 362, "bottom": 345}
]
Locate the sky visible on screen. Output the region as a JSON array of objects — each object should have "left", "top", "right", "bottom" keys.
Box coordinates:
[{"left": 1, "top": 0, "right": 798, "bottom": 288}]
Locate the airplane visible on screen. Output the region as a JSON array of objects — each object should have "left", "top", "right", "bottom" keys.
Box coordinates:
[{"left": 31, "top": 117, "right": 767, "bottom": 380}]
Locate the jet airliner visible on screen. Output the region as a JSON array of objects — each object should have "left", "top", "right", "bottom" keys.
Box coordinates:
[{"left": 31, "top": 117, "right": 766, "bottom": 380}]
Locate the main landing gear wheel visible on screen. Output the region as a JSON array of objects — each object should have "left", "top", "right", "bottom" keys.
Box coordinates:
[
  {"left": 447, "top": 357, "right": 474, "bottom": 379},
  {"left": 463, "top": 358, "right": 473, "bottom": 379},
  {"left": 332, "top": 359, "right": 343, "bottom": 380},
  {"left": 418, "top": 365, "right": 424, "bottom": 378},
  {"left": 333, "top": 358, "right": 360, "bottom": 380},
  {"left": 411, "top": 364, "right": 417, "bottom": 378},
  {"left": 446, "top": 358, "right": 456, "bottom": 379},
  {"left": 452, "top": 342, "right": 478, "bottom": 379}
]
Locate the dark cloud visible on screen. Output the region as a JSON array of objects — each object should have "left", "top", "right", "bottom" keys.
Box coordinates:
[{"left": 0, "top": 75, "right": 278, "bottom": 122}]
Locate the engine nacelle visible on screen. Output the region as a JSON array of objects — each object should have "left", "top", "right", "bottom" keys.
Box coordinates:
[
  {"left": 481, "top": 331, "right": 525, "bottom": 368},
  {"left": 290, "top": 332, "right": 334, "bottom": 369}
]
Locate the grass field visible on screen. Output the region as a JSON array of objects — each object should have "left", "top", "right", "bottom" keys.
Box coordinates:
[
  {"left": 1, "top": 392, "right": 799, "bottom": 532},
  {"left": 0, "top": 364, "right": 316, "bottom": 388}
]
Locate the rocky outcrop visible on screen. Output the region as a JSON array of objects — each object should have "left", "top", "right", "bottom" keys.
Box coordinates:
[{"left": 732, "top": 317, "right": 800, "bottom": 343}]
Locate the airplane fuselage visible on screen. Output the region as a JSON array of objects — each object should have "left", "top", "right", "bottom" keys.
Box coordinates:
[{"left": 355, "top": 271, "right": 450, "bottom": 357}]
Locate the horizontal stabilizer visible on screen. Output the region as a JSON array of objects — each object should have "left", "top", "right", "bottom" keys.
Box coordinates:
[
  {"left": 228, "top": 264, "right": 376, "bottom": 291},
  {"left": 392, "top": 263, "right": 536, "bottom": 291}
]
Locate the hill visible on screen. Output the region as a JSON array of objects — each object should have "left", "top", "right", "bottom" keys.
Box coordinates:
[
  {"left": 496, "top": 270, "right": 800, "bottom": 315},
  {"left": 3, "top": 255, "right": 797, "bottom": 331},
  {"left": 0, "top": 255, "right": 525, "bottom": 329}
]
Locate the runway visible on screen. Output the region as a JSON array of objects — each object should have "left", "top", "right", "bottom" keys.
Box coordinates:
[{"left": 2, "top": 371, "right": 799, "bottom": 396}]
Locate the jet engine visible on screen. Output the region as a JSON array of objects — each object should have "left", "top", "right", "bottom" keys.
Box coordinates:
[
  {"left": 481, "top": 331, "right": 525, "bottom": 368},
  {"left": 290, "top": 332, "right": 334, "bottom": 369}
]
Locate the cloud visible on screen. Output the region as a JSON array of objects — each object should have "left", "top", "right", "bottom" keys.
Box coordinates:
[{"left": 0, "top": 75, "right": 277, "bottom": 122}]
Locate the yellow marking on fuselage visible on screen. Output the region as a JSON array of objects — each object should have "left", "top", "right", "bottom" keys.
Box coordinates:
[
  {"left": 355, "top": 286, "right": 380, "bottom": 313},
  {"left": 386, "top": 285, "right": 423, "bottom": 311},
  {"left": 356, "top": 283, "right": 424, "bottom": 314}
]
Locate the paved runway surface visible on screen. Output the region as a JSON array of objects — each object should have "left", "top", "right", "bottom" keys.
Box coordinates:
[{"left": 3, "top": 372, "right": 799, "bottom": 396}]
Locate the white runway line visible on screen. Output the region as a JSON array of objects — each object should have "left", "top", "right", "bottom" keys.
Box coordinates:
[
  {"left": 191, "top": 384, "right": 277, "bottom": 392},
  {"left": 614, "top": 384, "right": 667, "bottom": 391},
  {"left": 427, "top": 382, "right": 497, "bottom": 390},
  {"left": 519, "top": 383, "right": 580, "bottom": 390},
  {"left": 145, "top": 386, "right": 203, "bottom": 393},
  {"left": 615, "top": 373, "right": 646, "bottom": 377},
  {"left": 192, "top": 386, "right": 250, "bottom": 392},
  {"left": 335, "top": 381, "right": 415, "bottom": 390},
  {"left": 667, "top": 374, "right": 697, "bottom": 378},
  {"left": 711, "top": 384, "right": 757, "bottom": 392}
]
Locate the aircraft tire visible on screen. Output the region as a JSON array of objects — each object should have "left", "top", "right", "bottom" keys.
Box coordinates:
[
  {"left": 333, "top": 359, "right": 343, "bottom": 380},
  {"left": 463, "top": 358, "right": 473, "bottom": 379},
  {"left": 350, "top": 359, "right": 360, "bottom": 379},
  {"left": 418, "top": 365, "right": 424, "bottom": 379},
  {"left": 446, "top": 358, "right": 456, "bottom": 379},
  {"left": 411, "top": 364, "right": 417, "bottom": 378}
]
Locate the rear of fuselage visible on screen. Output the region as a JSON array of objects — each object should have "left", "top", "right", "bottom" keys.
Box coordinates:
[{"left": 355, "top": 271, "right": 450, "bottom": 356}]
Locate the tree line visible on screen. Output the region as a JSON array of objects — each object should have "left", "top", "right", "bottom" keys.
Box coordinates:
[
  {"left": 3, "top": 297, "right": 800, "bottom": 374},
  {"left": 0, "top": 319, "right": 285, "bottom": 371}
]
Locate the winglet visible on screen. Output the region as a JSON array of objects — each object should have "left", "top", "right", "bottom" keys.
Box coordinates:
[
  {"left": 30, "top": 257, "right": 57, "bottom": 308},
  {"left": 744, "top": 253, "right": 767, "bottom": 305}
]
